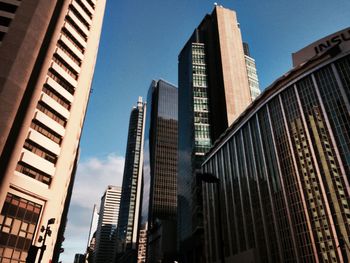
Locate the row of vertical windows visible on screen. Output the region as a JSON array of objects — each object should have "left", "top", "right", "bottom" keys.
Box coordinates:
[
  {"left": 57, "top": 40, "right": 82, "bottom": 66},
  {"left": 85, "top": 0, "right": 95, "bottom": 9},
  {"left": 37, "top": 102, "right": 67, "bottom": 127},
  {"left": 30, "top": 121, "right": 62, "bottom": 145},
  {"left": 61, "top": 28, "right": 85, "bottom": 54},
  {"left": 202, "top": 55, "right": 350, "bottom": 262},
  {"left": 193, "top": 65, "right": 206, "bottom": 75},
  {"left": 23, "top": 140, "right": 57, "bottom": 164},
  {"left": 52, "top": 55, "right": 79, "bottom": 80},
  {"left": 16, "top": 162, "right": 51, "bottom": 185},
  {"left": 48, "top": 69, "right": 75, "bottom": 95},
  {"left": 65, "top": 15, "right": 87, "bottom": 41},
  {"left": 75, "top": 0, "right": 93, "bottom": 18},
  {"left": 69, "top": 4, "right": 90, "bottom": 29},
  {"left": 42, "top": 85, "right": 71, "bottom": 110},
  {"left": 193, "top": 75, "right": 207, "bottom": 87}
]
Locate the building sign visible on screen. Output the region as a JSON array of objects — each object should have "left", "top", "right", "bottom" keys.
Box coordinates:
[{"left": 292, "top": 27, "right": 350, "bottom": 66}]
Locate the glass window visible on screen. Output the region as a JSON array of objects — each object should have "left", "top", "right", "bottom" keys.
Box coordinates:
[{"left": 0, "top": 193, "right": 41, "bottom": 263}]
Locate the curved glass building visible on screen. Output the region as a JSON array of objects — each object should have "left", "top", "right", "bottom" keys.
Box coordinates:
[{"left": 202, "top": 28, "right": 350, "bottom": 263}]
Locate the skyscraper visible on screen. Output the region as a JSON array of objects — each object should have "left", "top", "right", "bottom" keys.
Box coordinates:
[
  {"left": 144, "top": 80, "right": 178, "bottom": 262},
  {"left": 178, "top": 5, "right": 254, "bottom": 262},
  {"left": 94, "top": 186, "right": 121, "bottom": 263},
  {"left": 201, "top": 28, "right": 350, "bottom": 262},
  {"left": 0, "top": 0, "right": 105, "bottom": 262},
  {"left": 243, "top": 42, "right": 261, "bottom": 100},
  {"left": 117, "top": 97, "right": 146, "bottom": 262}
]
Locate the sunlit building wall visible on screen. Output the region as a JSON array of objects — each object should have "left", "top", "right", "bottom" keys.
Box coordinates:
[
  {"left": 202, "top": 28, "right": 350, "bottom": 263},
  {"left": 94, "top": 186, "right": 121, "bottom": 263},
  {"left": 0, "top": 0, "right": 106, "bottom": 262}
]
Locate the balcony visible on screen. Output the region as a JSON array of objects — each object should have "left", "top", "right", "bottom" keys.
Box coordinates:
[
  {"left": 27, "top": 129, "right": 61, "bottom": 156},
  {"left": 79, "top": 0, "right": 95, "bottom": 16},
  {"left": 67, "top": 10, "right": 89, "bottom": 38},
  {"left": 72, "top": 1, "right": 92, "bottom": 25},
  {"left": 20, "top": 150, "right": 55, "bottom": 176},
  {"left": 46, "top": 76, "right": 74, "bottom": 103},
  {"left": 34, "top": 110, "right": 66, "bottom": 137},
  {"left": 40, "top": 93, "right": 70, "bottom": 119},
  {"left": 64, "top": 22, "right": 87, "bottom": 48},
  {"left": 51, "top": 61, "right": 78, "bottom": 88},
  {"left": 55, "top": 47, "right": 81, "bottom": 74}
]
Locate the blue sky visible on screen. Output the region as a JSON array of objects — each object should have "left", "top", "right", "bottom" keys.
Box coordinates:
[{"left": 60, "top": 0, "right": 349, "bottom": 261}]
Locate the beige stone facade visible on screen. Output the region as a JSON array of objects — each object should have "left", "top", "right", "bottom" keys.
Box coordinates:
[
  {"left": 216, "top": 6, "right": 252, "bottom": 124},
  {"left": 0, "top": 0, "right": 106, "bottom": 262}
]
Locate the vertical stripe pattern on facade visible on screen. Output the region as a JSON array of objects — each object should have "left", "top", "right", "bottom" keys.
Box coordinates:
[{"left": 202, "top": 50, "right": 350, "bottom": 262}]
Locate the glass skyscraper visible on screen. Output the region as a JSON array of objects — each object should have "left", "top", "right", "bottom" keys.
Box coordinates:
[
  {"left": 178, "top": 5, "right": 255, "bottom": 262},
  {"left": 143, "top": 79, "right": 178, "bottom": 262},
  {"left": 202, "top": 28, "right": 350, "bottom": 262}
]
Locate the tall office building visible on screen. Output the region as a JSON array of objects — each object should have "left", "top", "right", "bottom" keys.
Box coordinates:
[
  {"left": 0, "top": 0, "right": 105, "bottom": 262},
  {"left": 178, "top": 5, "right": 253, "bottom": 262},
  {"left": 201, "top": 28, "right": 350, "bottom": 262},
  {"left": 94, "top": 186, "right": 121, "bottom": 263},
  {"left": 243, "top": 42, "right": 261, "bottom": 100},
  {"left": 144, "top": 80, "right": 178, "bottom": 262},
  {"left": 117, "top": 97, "right": 146, "bottom": 262}
]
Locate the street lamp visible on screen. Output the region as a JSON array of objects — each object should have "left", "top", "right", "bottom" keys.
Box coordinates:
[
  {"left": 37, "top": 218, "right": 55, "bottom": 263},
  {"left": 197, "top": 172, "right": 225, "bottom": 263}
]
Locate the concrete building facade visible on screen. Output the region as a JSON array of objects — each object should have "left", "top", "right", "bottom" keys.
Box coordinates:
[
  {"left": 94, "top": 186, "right": 121, "bottom": 263},
  {"left": 0, "top": 0, "right": 105, "bottom": 262}
]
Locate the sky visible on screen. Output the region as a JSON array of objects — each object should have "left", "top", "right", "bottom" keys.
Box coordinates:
[{"left": 60, "top": 0, "right": 349, "bottom": 261}]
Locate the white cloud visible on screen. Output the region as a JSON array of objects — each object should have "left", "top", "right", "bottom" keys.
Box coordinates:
[
  {"left": 59, "top": 153, "right": 124, "bottom": 262},
  {"left": 72, "top": 153, "right": 125, "bottom": 209}
]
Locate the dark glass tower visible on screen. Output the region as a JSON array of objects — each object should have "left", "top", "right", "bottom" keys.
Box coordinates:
[
  {"left": 117, "top": 97, "right": 146, "bottom": 262},
  {"left": 178, "top": 5, "right": 253, "bottom": 262},
  {"left": 143, "top": 80, "right": 178, "bottom": 263}
]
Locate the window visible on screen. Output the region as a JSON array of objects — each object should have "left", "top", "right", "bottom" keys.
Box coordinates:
[
  {"left": 23, "top": 140, "right": 57, "bottom": 164},
  {"left": 16, "top": 162, "right": 52, "bottom": 185},
  {"left": 42, "top": 85, "right": 71, "bottom": 110},
  {"left": 30, "top": 121, "right": 62, "bottom": 144},
  {"left": 0, "top": 193, "right": 41, "bottom": 263},
  {"left": 37, "top": 102, "right": 67, "bottom": 127}
]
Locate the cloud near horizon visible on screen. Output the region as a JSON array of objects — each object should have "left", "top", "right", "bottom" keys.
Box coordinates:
[
  {"left": 60, "top": 153, "right": 124, "bottom": 263},
  {"left": 71, "top": 153, "right": 125, "bottom": 209}
]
